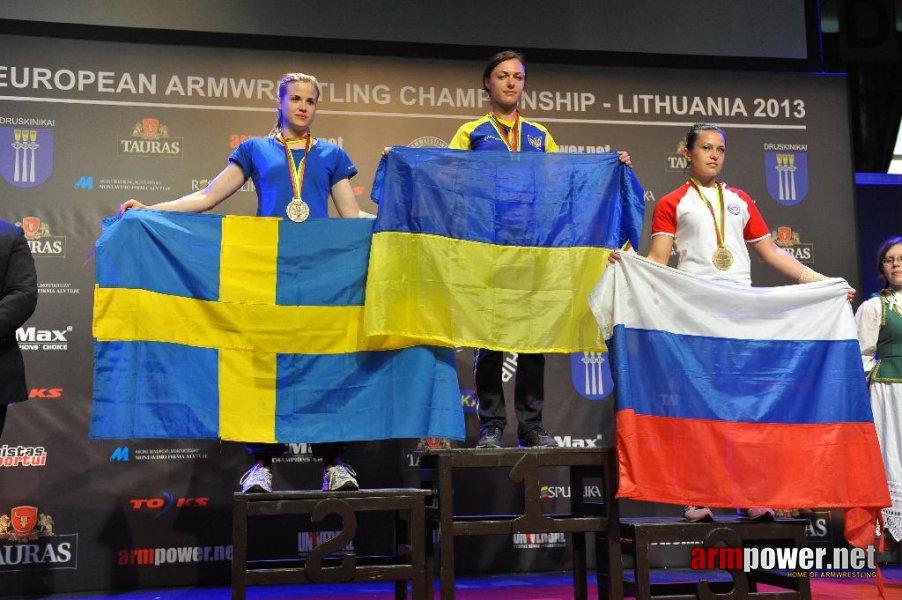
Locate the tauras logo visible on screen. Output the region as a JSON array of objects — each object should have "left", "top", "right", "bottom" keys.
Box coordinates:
[
  {"left": 0, "top": 506, "right": 77, "bottom": 571},
  {"left": 771, "top": 226, "right": 813, "bottom": 264},
  {"left": 802, "top": 510, "right": 830, "bottom": 539},
  {"left": 118, "top": 118, "right": 182, "bottom": 157},
  {"left": 16, "top": 217, "right": 66, "bottom": 257}
]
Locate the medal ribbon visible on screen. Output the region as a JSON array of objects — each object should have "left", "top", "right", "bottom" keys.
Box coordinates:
[
  {"left": 487, "top": 112, "right": 521, "bottom": 152},
  {"left": 277, "top": 133, "right": 313, "bottom": 200},
  {"left": 688, "top": 179, "right": 726, "bottom": 249}
]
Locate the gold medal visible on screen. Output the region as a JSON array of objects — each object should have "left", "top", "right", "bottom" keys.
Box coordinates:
[
  {"left": 712, "top": 246, "right": 734, "bottom": 271},
  {"left": 286, "top": 198, "right": 310, "bottom": 222},
  {"left": 688, "top": 179, "right": 735, "bottom": 272}
]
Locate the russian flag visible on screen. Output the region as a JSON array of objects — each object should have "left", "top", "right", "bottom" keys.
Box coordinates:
[{"left": 590, "top": 253, "right": 889, "bottom": 544}]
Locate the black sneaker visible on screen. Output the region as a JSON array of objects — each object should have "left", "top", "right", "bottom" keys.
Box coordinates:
[
  {"left": 519, "top": 427, "right": 558, "bottom": 448},
  {"left": 476, "top": 427, "right": 503, "bottom": 449}
]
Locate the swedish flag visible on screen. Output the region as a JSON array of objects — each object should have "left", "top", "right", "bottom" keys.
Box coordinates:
[
  {"left": 365, "top": 147, "right": 645, "bottom": 353},
  {"left": 90, "top": 211, "right": 464, "bottom": 443}
]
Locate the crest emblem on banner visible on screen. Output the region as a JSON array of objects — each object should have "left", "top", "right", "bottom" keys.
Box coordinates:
[
  {"left": 10, "top": 506, "right": 38, "bottom": 538},
  {"left": 134, "top": 118, "right": 168, "bottom": 140},
  {"left": 0, "top": 128, "right": 54, "bottom": 188},
  {"left": 771, "top": 226, "right": 814, "bottom": 264},
  {"left": 776, "top": 226, "right": 796, "bottom": 245},
  {"left": 764, "top": 151, "right": 808, "bottom": 205},
  {"left": 569, "top": 352, "right": 613, "bottom": 400},
  {"left": 0, "top": 505, "right": 77, "bottom": 570},
  {"left": 21, "top": 216, "right": 43, "bottom": 237}
]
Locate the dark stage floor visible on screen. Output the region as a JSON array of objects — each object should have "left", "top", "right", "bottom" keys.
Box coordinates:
[{"left": 28, "top": 567, "right": 902, "bottom": 599}]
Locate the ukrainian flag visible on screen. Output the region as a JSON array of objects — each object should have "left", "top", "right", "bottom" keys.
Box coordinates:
[
  {"left": 365, "top": 147, "right": 644, "bottom": 353},
  {"left": 90, "top": 211, "right": 464, "bottom": 443}
]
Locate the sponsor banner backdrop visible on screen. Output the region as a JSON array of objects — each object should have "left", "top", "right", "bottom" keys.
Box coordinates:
[{"left": 0, "top": 33, "right": 857, "bottom": 595}]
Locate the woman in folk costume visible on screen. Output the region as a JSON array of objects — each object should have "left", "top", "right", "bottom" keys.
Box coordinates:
[
  {"left": 856, "top": 236, "right": 902, "bottom": 544},
  {"left": 120, "top": 72, "right": 372, "bottom": 494}
]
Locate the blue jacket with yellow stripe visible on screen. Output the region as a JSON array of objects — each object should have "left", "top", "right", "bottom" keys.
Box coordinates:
[{"left": 449, "top": 114, "right": 558, "bottom": 153}]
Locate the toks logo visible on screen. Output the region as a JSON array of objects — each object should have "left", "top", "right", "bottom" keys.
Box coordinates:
[
  {"left": 0, "top": 506, "right": 77, "bottom": 570},
  {"left": 129, "top": 493, "right": 209, "bottom": 518},
  {"left": 29, "top": 388, "right": 63, "bottom": 399},
  {"left": 119, "top": 118, "right": 182, "bottom": 157}
]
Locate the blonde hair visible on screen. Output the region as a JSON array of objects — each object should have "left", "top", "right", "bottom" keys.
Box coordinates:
[{"left": 268, "top": 72, "right": 322, "bottom": 137}]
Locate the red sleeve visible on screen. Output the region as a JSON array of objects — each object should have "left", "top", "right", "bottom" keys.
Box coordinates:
[
  {"left": 652, "top": 186, "right": 686, "bottom": 236},
  {"left": 735, "top": 188, "right": 770, "bottom": 241}
]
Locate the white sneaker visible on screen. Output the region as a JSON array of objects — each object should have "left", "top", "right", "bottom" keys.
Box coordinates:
[
  {"left": 739, "top": 507, "right": 775, "bottom": 521},
  {"left": 683, "top": 505, "right": 714, "bottom": 522},
  {"left": 239, "top": 463, "right": 272, "bottom": 493},
  {"left": 322, "top": 464, "right": 359, "bottom": 491}
]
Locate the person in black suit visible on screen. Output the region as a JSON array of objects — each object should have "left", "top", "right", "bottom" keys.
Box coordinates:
[{"left": 0, "top": 219, "right": 37, "bottom": 437}]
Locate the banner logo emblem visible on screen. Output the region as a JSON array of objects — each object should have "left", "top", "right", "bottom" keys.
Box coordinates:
[
  {"left": 1, "top": 128, "right": 54, "bottom": 187},
  {"left": 570, "top": 352, "right": 613, "bottom": 400},
  {"left": 765, "top": 151, "right": 808, "bottom": 205}
]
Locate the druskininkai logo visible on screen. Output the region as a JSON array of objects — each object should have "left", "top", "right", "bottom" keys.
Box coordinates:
[
  {"left": 0, "top": 128, "right": 54, "bottom": 187},
  {"left": 764, "top": 150, "right": 808, "bottom": 205},
  {"left": 570, "top": 352, "right": 613, "bottom": 400}
]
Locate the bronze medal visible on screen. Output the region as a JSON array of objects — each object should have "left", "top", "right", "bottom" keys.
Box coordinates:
[
  {"left": 712, "top": 246, "right": 734, "bottom": 271},
  {"left": 286, "top": 198, "right": 310, "bottom": 222}
]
